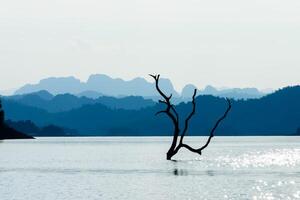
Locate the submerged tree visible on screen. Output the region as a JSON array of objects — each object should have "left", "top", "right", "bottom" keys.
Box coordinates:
[{"left": 150, "top": 74, "right": 232, "bottom": 160}]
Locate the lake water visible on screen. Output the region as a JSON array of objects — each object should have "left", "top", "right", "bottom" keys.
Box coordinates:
[{"left": 0, "top": 137, "right": 300, "bottom": 200}]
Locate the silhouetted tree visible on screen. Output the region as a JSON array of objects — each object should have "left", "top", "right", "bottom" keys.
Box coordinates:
[
  {"left": 0, "top": 98, "right": 4, "bottom": 125},
  {"left": 150, "top": 74, "right": 232, "bottom": 160}
]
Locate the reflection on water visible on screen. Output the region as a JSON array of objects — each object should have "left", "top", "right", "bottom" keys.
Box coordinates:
[
  {"left": 217, "top": 149, "right": 300, "bottom": 169},
  {"left": 0, "top": 136, "right": 300, "bottom": 200}
]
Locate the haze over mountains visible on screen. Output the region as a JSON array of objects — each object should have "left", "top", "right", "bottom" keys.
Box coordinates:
[
  {"left": 2, "top": 74, "right": 298, "bottom": 137},
  {"left": 1, "top": 86, "right": 300, "bottom": 136},
  {"left": 13, "top": 74, "right": 268, "bottom": 100},
  {"left": 14, "top": 74, "right": 178, "bottom": 98}
]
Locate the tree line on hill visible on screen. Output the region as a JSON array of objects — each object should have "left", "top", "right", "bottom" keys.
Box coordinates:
[{"left": 5, "top": 120, "right": 77, "bottom": 137}]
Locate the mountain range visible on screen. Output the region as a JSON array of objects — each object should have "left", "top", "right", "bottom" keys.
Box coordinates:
[
  {"left": 2, "top": 86, "right": 300, "bottom": 136},
  {"left": 13, "top": 74, "right": 268, "bottom": 100},
  {"left": 6, "top": 90, "right": 155, "bottom": 112}
]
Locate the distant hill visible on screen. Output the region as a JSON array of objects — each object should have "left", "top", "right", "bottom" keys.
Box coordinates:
[
  {"left": 14, "top": 74, "right": 179, "bottom": 98},
  {"left": 77, "top": 90, "right": 103, "bottom": 99},
  {"left": 0, "top": 99, "right": 33, "bottom": 140},
  {"left": 198, "top": 85, "right": 265, "bottom": 99},
  {"left": 5, "top": 120, "right": 77, "bottom": 137},
  {"left": 186, "top": 86, "right": 300, "bottom": 135},
  {"left": 2, "top": 86, "right": 300, "bottom": 136},
  {"left": 5, "top": 92, "right": 156, "bottom": 112},
  {"left": 180, "top": 84, "right": 265, "bottom": 101},
  {"left": 0, "top": 124, "right": 34, "bottom": 140},
  {"left": 13, "top": 74, "right": 267, "bottom": 100}
]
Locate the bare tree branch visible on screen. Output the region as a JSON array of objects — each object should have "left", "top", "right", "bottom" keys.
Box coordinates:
[
  {"left": 180, "top": 144, "right": 202, "bottom": 155},
  {"left": 179, "top": 89, "right": 197, "bottom": 145},
  {"left": 149, "top": 74, "right": 180, "bottom": 159},
  {"left": 149, "top": 74, "right": 171, "bottom": 102},
  {"left": 171, "top": 106, "right": 179, "bottom": 122},
  {"left": 197, "top": 98, "right": 232, "bottom": 152}
]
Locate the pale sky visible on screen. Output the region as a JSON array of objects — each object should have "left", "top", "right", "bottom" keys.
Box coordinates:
[{"left": 0, "top": 0, "right": 300, "bottom": 92}]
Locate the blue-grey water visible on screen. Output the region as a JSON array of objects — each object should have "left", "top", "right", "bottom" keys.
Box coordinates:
[{"left": 0, "top": 137, "right": 300, "bottom": 200}]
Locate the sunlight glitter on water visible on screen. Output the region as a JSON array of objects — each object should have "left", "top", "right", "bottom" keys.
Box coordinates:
[
  {"left": 250, "top": 179, "right": 300, "bottom": 200},
  {"left": 216, "top": 148, "right": 300, "bottom": 169}
]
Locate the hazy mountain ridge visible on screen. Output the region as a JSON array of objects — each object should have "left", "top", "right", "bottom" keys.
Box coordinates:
[
  {"left": 14, "top": 74, "right": 179, "bottom": 98},
  {"left": 4, "top": 91, "right": 156, "bottom": 112},
  {"left": 3, "top": 86, "right": 300, "bottom": 136},
  {"left": 13, "top": 74, "right": 267, "bottom": 100}
]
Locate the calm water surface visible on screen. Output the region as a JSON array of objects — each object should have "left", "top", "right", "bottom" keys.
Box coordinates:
[{"left": 0, "top": 136, "right": 300, "bottom": 200}]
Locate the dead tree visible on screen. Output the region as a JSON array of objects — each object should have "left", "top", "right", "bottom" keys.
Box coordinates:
[{"left": 150, "top": 74, "right": 232, "bottom": 160}]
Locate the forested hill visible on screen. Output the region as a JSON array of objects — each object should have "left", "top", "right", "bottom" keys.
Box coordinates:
[
  {"left": 2, "top": 86, "right": 300, "bottom": 136},
  {"left": 7, "top": 91, "right": 155, "bottom": 112},
  {"left": 0, "top": 99, "right": 33, "bottom": 140}
]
